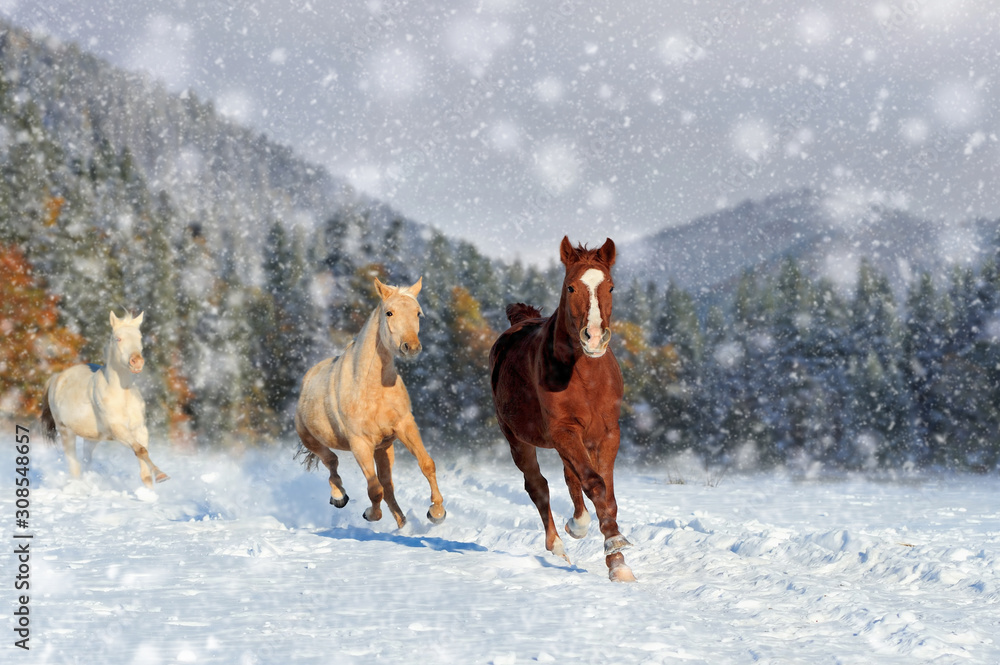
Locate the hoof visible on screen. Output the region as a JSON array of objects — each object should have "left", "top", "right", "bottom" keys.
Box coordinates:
[
  {"left": 154, "top": 472, "right": 170, "bottom": 483},
  {"left": 604, "top": 535, "right": 632, "bottom": 556},
  {"left": 329, "top": 494, "right": 349, "bottom": 508},
  {"left": 426, "top": 507, "right": 446, "bottom": 524},
  {"left": 609, "top": 561, "right": 637, "bottom": 583},
  {"left": 565, "top": 514, "right": 590, "bottom": 539},
  {"left": 550, "top": 538, "right": 571, "bottom": 564},
  {"left": 362, "top": 508, "right": 381, "bottom": 522}
]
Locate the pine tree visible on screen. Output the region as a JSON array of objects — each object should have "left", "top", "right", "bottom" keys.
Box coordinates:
[
  {"left": 847, "top": 259, "right": 910, "bottom": 466},
  {"left": 260, "top": 221, "right": 317, "bottom": 425},
  {"left": 903, "top": 272, "right": 947, "bottom": 465}
]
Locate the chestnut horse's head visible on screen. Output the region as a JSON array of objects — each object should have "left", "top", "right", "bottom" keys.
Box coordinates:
[
  {"left": 375, "top": 276, "right": 425, "bottom": 359},
  {"left": 559, "top": 236, "right": 616, "bottom": 358},
  {"left": 109, "top": 310, "right": 145, "bottom": 374}
]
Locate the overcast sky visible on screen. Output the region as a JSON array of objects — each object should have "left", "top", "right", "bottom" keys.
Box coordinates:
[{"left": 2, "top": 0, "right": 999, "bottom": 264}]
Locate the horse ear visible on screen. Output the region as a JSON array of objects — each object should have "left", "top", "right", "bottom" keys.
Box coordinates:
[
  {"left": 374, "top": 278, "right": 395, "bottom": 301},
  {"left": 596, "top": 238, "right": 616, "bottom": 268},
  {"left": 559, "top": 236, "right": 576, "bottom": 265},
  {"left": 408, "top": 276, "right": 423, "bottom": 297},
  {"left": 110, "top": 311, "right": 120, "bottom": 330},
  {"left": 133, "top": 311, "right": 144, "bottom": 328}
]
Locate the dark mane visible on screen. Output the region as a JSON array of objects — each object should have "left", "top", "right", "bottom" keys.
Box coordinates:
[{"left": 505, "top": 303, "right": 543, "bottom": 325}]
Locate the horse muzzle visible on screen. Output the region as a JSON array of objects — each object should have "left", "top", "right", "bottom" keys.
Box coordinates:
[
  {"left": 129, "top": 354, "right": 145, "bottom": 373},
  {"left": 399, "top": 341, "right": 422, "bottom": 359},
  {"left": 579, "top": 328, "right": 611, "bottom": 358}
]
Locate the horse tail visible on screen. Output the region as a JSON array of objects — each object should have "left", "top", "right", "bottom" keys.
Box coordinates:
[
  {"left": 39, "top": 377, "right": 58, "bottom": 444},
  {"left": 506, "top": 303, "right": 542, "bottom": 326},
  {"left": 293, "top": 444, "right": 321, "bottom": 471}
]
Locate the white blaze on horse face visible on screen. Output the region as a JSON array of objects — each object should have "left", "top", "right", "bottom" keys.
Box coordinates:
[{"left": 580, "top": 268, "right": 606, "bottom": 354}]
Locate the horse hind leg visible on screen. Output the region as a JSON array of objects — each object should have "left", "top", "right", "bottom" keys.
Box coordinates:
[
  {"left": 58, "top": 426, "right": 82, "bottom": 478},
  {"left": 504, "top": 428, "right": 568, "bottom": 563},
  {"left": 81, "top": 439, "right": 99, "bottom": 471},
  {"left": 563, "top": 462, "right": 591, "bottom": 539},
  {"left": 295, "top": 418, "right": 349, "bottom": 507},
  {"left": 375, "top": 445, "right": 406, "bottom": 528},
  {"left": 351, "top": 442, "right": 385, "bottom": 523}
]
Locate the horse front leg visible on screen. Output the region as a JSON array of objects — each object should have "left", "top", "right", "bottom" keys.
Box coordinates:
[
  {"left": 374, "top": 445, "right": 406, "bottom": 528},
  {"left": 553, "top": 427, "right": 635, "bottom": 581},
  {"left": 562, "top": 463, "right": 591, "bottom": 539},
  {"left": 594, "top": 426, "right": 635, "bottom": 583},
  {"left": 394, "top": 415, "right": 446, "bottom": 523},
  {"left": 135, "top": 425, "right": 169, "bottom": 485},
  {"left": 111, "top": 424, "right": 168, "bottom": 488},
  {"left": 501, "top": 425, "right": 568, "bottom": 562}
]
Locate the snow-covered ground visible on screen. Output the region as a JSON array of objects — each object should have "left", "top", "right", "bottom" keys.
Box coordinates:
[{"left": 4, "top": 439, "right": 999, "bottom": 664}]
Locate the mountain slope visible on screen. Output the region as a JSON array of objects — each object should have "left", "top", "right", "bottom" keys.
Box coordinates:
[{"left": 618, "top": 189, "right": 998, "bottom": 297}]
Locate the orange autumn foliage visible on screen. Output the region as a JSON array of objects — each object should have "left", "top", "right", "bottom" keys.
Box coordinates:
[
  {"left": 44, "top": 194, "right": 65, "bottom": 227},
  {"left": 449, "top": 286, "right": 496, "bottom": 370},
  {"left": 164, "top": 349, "right": 196, "bottom": 446},
  {"left": 0, "top": 244, "right": 84, "bottom": 416}
]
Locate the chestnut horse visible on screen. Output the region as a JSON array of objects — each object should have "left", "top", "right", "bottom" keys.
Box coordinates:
[
  {"left": 489, "top": 237, "right": 635, "bottom": 582},
  {"left": 295, "top": 277, "right": 446, "bottom": 528}
]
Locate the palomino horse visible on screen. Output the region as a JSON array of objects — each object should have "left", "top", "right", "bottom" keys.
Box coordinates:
[
  {"left": 295, "top": 277, "right": 446, "bottom": 527},
  {"left": 40, "top": 311, "right": 169, "bottom": 488},
  {"left": 489, "top": 237, "right": 635, "bottom": 582}
]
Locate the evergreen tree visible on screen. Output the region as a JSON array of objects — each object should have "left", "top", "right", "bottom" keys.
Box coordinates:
[
  {"left": 259, "top": 221, "right": 317, "bottom": 426},
  {"left": 903, "top": 272, "right": 947, "bottom": 465}
]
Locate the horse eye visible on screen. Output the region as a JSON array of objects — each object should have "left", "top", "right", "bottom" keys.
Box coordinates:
[
  {"left": 386, "top": 311, "right": 393, "bottom": 317},
  {"left": 567, "top": 286, "right": 575, "bottom": 293},
  {"left": 609, "top": 286, "right": 614, "bottom": 292}
]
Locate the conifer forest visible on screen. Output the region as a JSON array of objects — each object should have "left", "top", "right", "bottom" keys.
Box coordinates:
[{"left": 2, "top": 21, "right": 999, "bottom": 473}]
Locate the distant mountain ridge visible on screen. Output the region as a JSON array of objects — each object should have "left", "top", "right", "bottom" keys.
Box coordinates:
[
  {"left": 618, "top": 189, "right": 999, "bottom": 298},
  {"left": 0, "top": 19, "right": 445, "bottom": 283}
]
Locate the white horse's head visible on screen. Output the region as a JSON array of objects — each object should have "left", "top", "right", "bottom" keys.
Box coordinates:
[
  {"left": 375, "top": 277, "right": 424, "bottom": 360},
  {"left": 109, "top": 311, "right": 145, "bottom": 374}
]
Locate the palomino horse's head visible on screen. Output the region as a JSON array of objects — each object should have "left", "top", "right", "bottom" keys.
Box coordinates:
[
  {"left": 375, "top": 277, "right": 425, "bottom": 359},
  {"left": 559, "top": 236, "right": 616, "bottom": 358},
  {"left": 109, "top": 310, "right": 145, "bottom": 374}
]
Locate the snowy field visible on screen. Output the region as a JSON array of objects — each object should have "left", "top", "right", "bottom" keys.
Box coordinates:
[{"left": 4, "top": 439, "right": 999, "bottom": 665}]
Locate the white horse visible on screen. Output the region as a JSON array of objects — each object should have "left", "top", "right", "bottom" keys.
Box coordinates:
[
  {"left": 40, "top": 311, "right": 169, "bottom": 488},
  {"left": 295, "top": 277, "right": 446, "bottom": 527}
]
